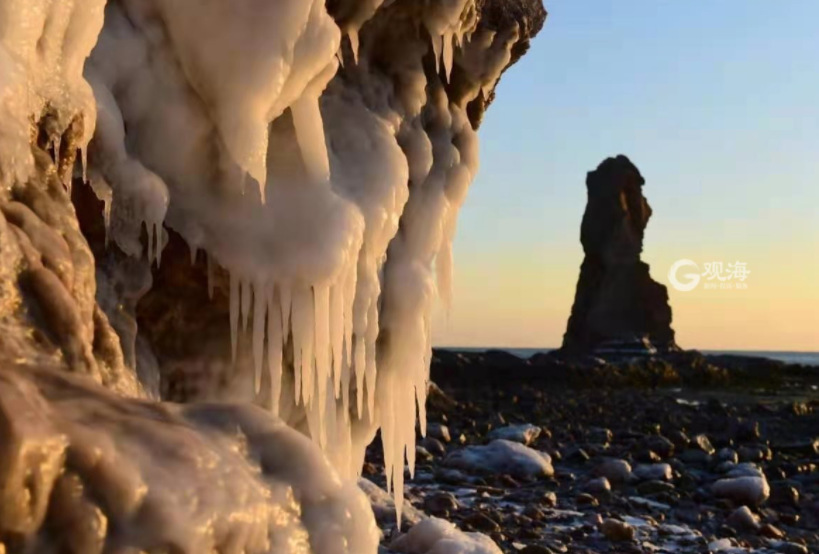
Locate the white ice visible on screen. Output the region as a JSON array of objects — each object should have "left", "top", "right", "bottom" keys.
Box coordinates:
[{"left": 444, "top": 439, "right": 555, "bottom": 480}]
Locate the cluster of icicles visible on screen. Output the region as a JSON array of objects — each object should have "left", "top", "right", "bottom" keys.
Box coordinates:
[{"left": 0, "top": 0, "right": 517, "bottom": 526}]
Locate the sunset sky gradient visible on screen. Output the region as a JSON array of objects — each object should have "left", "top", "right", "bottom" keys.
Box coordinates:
[{"left": 432, "top": 0, "right": 819, "bottom": 351}]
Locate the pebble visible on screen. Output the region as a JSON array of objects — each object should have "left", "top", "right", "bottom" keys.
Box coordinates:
[
  {"left": 421, "top": 437, "right": 446, "bottom": 457},
  {"left": 774, "top": 542, "right": 808, "bottom": 554},
  {"left": 758, "top": 523, "right": 785, "bottom": 539},
  {"left": 712, "top": 476, "right": 770, "bottom": 506},
  {"left": 594, "top": 459, "right": 632, "bottom": 484},
  {"left": 637, "top": 480, "right": 675, "bottom": 495},
  {"left": 575, "top": 493, "right": 599, "bottom": 507},
  {"left": 519, "top": 545, "right": 554, "bottom": 554},
  {"left": 692, "top": 434, "right": 715, "bottom": 454},
  {"left": 716, "top": 448, "right": 738, "bottom": 463},
  {"left": 487, "top": 424, "right": 542, "bottom": 445},
  {"left": 423, "top": 492, "right": 460, "bottom": 516},
  {"left": 769, "top": 482, "right": 800, "bottom": 507},
  {"left": 427, "top": 423, "right": 451, "bottom": 443},
  {"left": 599, "top": 519, "right": 635, "bottom": 541},
  {"left": 415, "top": 445, "right": 433, "bottom": 462},
  {"left": 462, "top": 512, "right": 500, "bottom": 533},
  {"left": 584, "top": 477, "right": 611, "bottom": 494},
  {"left": 726, "top": 506, "right": 759, "bottom": 530},
  {"left": 633, "top": 463, "right": 673, "bottom": 481},
  {"left": 679, "top": 449, "right": 711, "bottom": 465}
]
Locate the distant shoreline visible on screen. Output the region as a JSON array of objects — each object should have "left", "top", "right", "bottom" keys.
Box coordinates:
[{"left": 434, "top": 347, "right": 819, "bottom": 368}]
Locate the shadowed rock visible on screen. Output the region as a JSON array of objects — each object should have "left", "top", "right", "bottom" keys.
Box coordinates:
[{"left": 562, "top": 155, "right": 677, "bottom": 355}]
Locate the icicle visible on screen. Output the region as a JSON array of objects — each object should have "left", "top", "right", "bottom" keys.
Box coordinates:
[
  {"left": 103, "top": 200, "right": 111, "bottom": 246},
  {"left": 280, "top": 286, "right": 292, "bottom": 338},
  {"left": 343, "top": 265, "right": 356, "bottom": 363},
  {"left": 313, "top": 285, "right": 331, "bottom": 421},
  {"left": 53, "top": 135, "right": 61, "bottom": 167},
  {"left": 241, "top": 279, "right": 251, "bottom": 332},
  {"left": 349, "top": 30, "right": 360, "bottom": 65},
  {"left": 329, "top": 285, "right": 344, "bottom": 398},
  {"left": 292, "top": 287, "right": 314, "bottom": 405},
  {"left": 146, "top": 221, "right": 154, "bottom": 266},
  {"left": 229, "top": 272, "right": 239, "bottom": 363},
  {"left": 80, "top": 147, "right": 88, "bottom": 184},
  {"left": 155, "top": 222, "right": 163, "bottom": 267},
  {"left": 431, "top": 34, "right": 441, "bottom": 74},
  {"left": 365, "top": 300, "right": 378, "bottom": 420},
  {"left": 291, "top": 94, "right": 330, "bottom": 184},
  {"left": 354, "top": 337, "right": 366, "bottom": 418},
  {"left": 252, "top": 281, "right": 266, "bottom": 393},
  {"left": 267, "top": 291, "right": 283, "bottom": 415},
  {"left": 207, "top": 255, "right": 215, "bottom": 299},
  {"left": 443, "top": 31, "right": 454, "bottom": 82}
]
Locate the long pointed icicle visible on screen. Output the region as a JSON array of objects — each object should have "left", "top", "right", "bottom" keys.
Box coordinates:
[
  {"left": 267, "top": 290, "right": 283, "bottom": 415},
  {"left": 229, "top": 272, "right": 239, "bottom": 363},
  {"left": 252, "top": 281, "right": 266, "bottom": 393}
]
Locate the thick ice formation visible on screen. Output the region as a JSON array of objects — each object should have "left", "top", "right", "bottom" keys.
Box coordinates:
[
  {"left": 0, "top": 0, "right": 545, "bottom": 548},
  {"left": 0, "top": 361, "right": 378, "bottom": 553},
  {"left": 82, "top": 0, "right": 521, "bottom": 510},
  {"left": 0, "top": 0, "right": 102, "bottom": 188}
]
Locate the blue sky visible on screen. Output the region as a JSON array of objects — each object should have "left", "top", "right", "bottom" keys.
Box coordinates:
[{"left": 433, "top": 1, "right": 819, "bottom": 350}]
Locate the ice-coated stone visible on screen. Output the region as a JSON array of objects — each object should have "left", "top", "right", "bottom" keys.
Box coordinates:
[
  {"left": 390, "top": 517, "right": 502, "bottom": 554},
  {"left": 444, "top": 440, "right": 554, "bottom": 479},
  {"left": 487, "top": 423, "right": 542, "bottom": 445},
  {"left": 713, "top": 476, "right": 770, "bottom": 506}
]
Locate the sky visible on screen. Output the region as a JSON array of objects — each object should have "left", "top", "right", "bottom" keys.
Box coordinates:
[{"left": 432, "top": 1, "right": 819, "bottom": 352}]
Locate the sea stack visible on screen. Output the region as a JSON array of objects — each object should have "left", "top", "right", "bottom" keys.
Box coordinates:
[{"left": 562, "top": 155, "right": 677, "bottom": 355}]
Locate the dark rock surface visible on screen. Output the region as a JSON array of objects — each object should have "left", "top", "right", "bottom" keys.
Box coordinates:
[{"left": 562, "top": 155, "right": 677, "bottom": 355}]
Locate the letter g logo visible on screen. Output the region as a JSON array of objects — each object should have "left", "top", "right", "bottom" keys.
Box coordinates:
[{"left": 668, "top": 259, "right": 700, "bottom": 292}]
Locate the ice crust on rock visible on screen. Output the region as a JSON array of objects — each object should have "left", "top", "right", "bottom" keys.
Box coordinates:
[
  {"left": 444, "top": 439, "right": 555, "bottom": 479},
  {"left": 712, "top": 475, "right": 770, "bottom": 506},
  {"left": 487, "top": 423, "right": 542, "bottom": 445},
  {"left": 390, "top": 517, "right": 503, "bottom": 554},
  {"left": 0, "top": 361, "right": 379, "bottom": 553},
  {"left": 81, "top": 0, "right": 519, "bottom": 517}
]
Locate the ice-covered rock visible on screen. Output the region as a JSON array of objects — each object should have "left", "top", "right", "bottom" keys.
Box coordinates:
[
  {"left": 0, "top": 362, "right": 379, "bottom": 553},
  {"left": 713, "top": 476, "right": 770, "bottom": 506},
  {"left": 444, "top": 439, "right": 554, "bottom": 479},
  {"left": 358, "top": 478, "right": 425, "bottom": 528},
  {"left": 390, "top": 517, "right": 503, "bottom": 554},
  {"left": 0, "top": 0, "right": 548, "bottom": 548},
  {"left": 487, "top": 423, "right": 542, "bottom": 445}
]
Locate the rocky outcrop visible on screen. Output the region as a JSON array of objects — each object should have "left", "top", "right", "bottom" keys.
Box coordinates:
[{"left": 561, "top": 155, "right": 677, "bottom": 355}]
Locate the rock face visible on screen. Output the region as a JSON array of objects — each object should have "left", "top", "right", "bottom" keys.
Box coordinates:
[{"left": 562, "top": 155, "right": 677, "bottom": 354}]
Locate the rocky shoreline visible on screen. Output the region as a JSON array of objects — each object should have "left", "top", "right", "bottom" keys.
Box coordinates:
[{"left": 366, "top": 350, "right": 819, "bottom": 553}]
